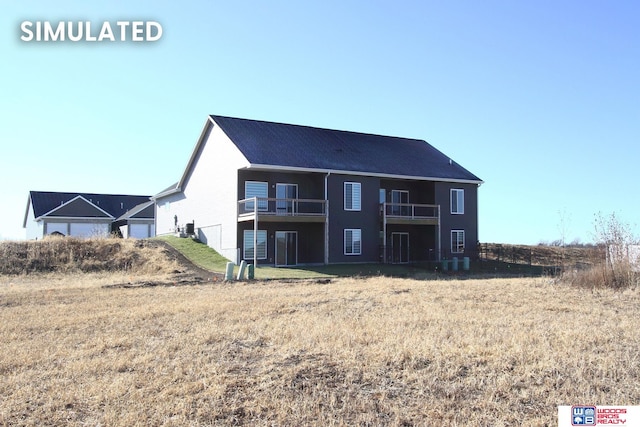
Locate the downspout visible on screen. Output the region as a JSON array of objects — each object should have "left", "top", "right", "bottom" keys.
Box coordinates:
[
  {"left": 253, "top": 196, "right": 258, "bottom": 269},
  {"left": 324, "top": 172, "right": 330, "bottom": 265},
  {"left": 437, "top": 205, "right": 441, "bottom": 262},
  {"left": 383, "top": 200, "right": 387, "bottom": 264}
]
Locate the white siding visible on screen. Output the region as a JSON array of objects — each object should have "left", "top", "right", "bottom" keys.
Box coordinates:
[
  {"left": 155, "top": 120, "right": 249, "bottom": 263},
  {"left": 25, "top": 201, "right": 44, "bottom": 239},
  {"left": 154, "top": 194, "right": 185, "bottom": 236}
]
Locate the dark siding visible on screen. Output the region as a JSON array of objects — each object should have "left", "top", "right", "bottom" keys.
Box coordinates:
[
  {"left": 435, "top": 182, "right": 479, "bottom": 259},
  {"left": 237, "top": 222, "right": 324, "bottom": 265},
  {"left": 327, "top": 174, "right": 380, "bottom": 263},
  {"left": 48, "top": 198, "right": 111, "bottom": 218},
  {"left": 130, "top": 203, "right": 155, "bottom": 219},
  {"left": 234, "top": 171, "right": 480, "bottom": 264},
  {"left": 378, "top": 179, "right": 438, "bottom": 263},
  {"left": 237, "top": 170, "right": 325, "bottom": 200},
  {"left": 384, "top": 224, "right": 438, "bottom": 263},
  {"left": 379, "top": 179, "right": 436, "bottom": 204},
  {"left": 236, "top": 170, "right": 327, "bottom": 265}
]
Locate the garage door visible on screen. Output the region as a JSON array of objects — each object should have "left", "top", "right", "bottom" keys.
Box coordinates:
[
  {"left": 129, "top": 224, "right": 150, "bottom": 239},
  {"left": 70, "top": 223, "right": 109, "bottom": 238},
  {"left": 47, "top": 223, "right": 68, "bottom": 236}
]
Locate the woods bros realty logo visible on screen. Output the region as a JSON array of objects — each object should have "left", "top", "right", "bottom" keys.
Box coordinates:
[
  {"left": 19, "top": 20, "right": 162, "bottom": 42},
  {"left": 558, "top": 406, "right": 640, "bottom": 426}
]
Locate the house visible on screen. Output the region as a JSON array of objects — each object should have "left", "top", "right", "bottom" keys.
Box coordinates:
[
  {"left": 153, "top": 115, "right": 483, "bottom": 266},
  {"left": 23, "top": 191, "right": 155, "bottom": 239}
]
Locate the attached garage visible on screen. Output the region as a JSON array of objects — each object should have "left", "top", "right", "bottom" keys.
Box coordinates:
[
  {"left": 45, "top": 222, "right": 68, "bottom": 236},
  {"left": 69, "top": 223, "right": 109, "bottom": 238},
  {"left": 114, "top": 201, "right": 155, "bottom": 239},
  {"left": 129, "top": 223, "right": 152, "bottom": 239}
]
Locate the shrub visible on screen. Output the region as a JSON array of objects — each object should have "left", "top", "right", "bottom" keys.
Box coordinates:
[{"left": 562, "top": 212, "right": 639, "bottom": 289}]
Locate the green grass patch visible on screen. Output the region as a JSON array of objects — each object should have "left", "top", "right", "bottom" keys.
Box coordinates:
[
  {"left": 153, "top": 236, "right": 444, "bottom": 280},
  {"left": 154, "top": 236, "right": 231, "bottom": 272},
  {"left": 154, "top": 236, "right": 330, "bottom": 279}
]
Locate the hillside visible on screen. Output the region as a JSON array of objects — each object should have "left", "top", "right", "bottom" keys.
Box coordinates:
[
  {"left": 0, "top": 237, "right": 181, "bottom": 276},
  {"left": 480, "top": 243, "right": 599, "bottom": 269},
  {"left": 0, "top": 237, "right": 601, "bottom": 279}
]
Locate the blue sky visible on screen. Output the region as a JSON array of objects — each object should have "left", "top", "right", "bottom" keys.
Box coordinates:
[{"left": 1, "top": 1, "right": 638, "bottom": 244}]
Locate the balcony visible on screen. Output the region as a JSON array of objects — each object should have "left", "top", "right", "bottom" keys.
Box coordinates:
[
  {"left": 238, "top": 197, "right": 327, "bottom": 223},
  {"left": 382, "top": 202, "right": 439, "bottom": 225}
]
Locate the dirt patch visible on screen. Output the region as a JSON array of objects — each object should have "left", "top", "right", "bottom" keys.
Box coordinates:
[
  {"left": 103, "top": 240, "right": 224, "bottom": 288},
  {"left": 146, "top": 239, "right": 222, "bottom": 279}
]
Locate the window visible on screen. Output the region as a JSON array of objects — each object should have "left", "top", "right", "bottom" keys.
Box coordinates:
[
  {"left": 451, "top": 230, "right": 465, "bottom": 254},
  {"left": 391, "top": 190, "right": 409, "bottom": 216},
  {"left": 344, "top": 182, "right": 361, "bottom": 211},
  {"left": 451, "top": 189, "right": 464, "bottom": 214},
  {"left": 243, "top": 230, "right": 267, "bottom": 260},
  {"left": 344, "top": 229, "right": 362, "bottom": 255},
  {"left": 245, "top": 181, "right": 268, "bottom": 211},
  {"left": 276, "top": 183, "right": 298, "bottom": 214}
]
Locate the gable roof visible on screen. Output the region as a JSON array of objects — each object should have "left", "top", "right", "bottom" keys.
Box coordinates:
[
  {"left": 152, "top": 182, "right": 179, "bottom": 200},
  {"left": 25, "top": 191, "right": 152, "bottom": 227},
  {"left": 116, "top": 200, "right": 155, "bottom": 221},
  {"left": 44, "top": 195, "right": 114, "bottom": 219},
  {"left": 210, "top": 115, "right": 482, "bottom": 183}
]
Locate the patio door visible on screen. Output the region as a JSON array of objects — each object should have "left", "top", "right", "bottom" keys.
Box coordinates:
[
  {"left": 391, "top": 232, "right": 409, "bottom": 264},
  {"left": 276, "top": 183, "right": 298, "bottom": 215},
  {"left": 276, "top": 231, "right": 297, "bottom": 266},
  {"left": 391, "top": 190, "right": 409, "bottom": 216}
]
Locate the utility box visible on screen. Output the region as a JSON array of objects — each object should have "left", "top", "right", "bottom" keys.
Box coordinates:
[{"left": 185, "top": 222, "right": 195, "bottom": 235}]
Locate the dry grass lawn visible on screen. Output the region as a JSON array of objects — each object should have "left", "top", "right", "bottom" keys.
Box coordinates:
[{"left": 1, "top": 273, "right": 639, "bottom": 426}]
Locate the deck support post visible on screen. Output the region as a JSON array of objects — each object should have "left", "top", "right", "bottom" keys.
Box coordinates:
[{"left": 253, "top": 196, "right": 258, "bottom": 269}]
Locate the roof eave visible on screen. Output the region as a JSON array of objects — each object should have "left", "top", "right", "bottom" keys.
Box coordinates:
[
  {"left": 23, "top": 194, "right": 33, "bottom": 228},
  {"left": 243, "top": 163, "right": 484, "bottom": 185},
  {"left": 152, "top": 186, "right": 180, "bottom": 200},
  {"left": 34, "top": 216, "right": 116, "bottom": 222}
]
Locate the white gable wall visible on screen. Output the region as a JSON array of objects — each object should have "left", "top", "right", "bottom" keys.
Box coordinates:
[
  {"left": 156, "top": 122, "right": 248, "bottom": 263},
  {"left": 25, "top": 201, "right": 44, "bottom": 240}
]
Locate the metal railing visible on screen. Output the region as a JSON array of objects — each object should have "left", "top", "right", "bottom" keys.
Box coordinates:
[
  {"left": 238, "top": 197, "right": 327, "bottom": 217},
  {"left": 382, "top": 202, "right": 439, "bottom": 219}
]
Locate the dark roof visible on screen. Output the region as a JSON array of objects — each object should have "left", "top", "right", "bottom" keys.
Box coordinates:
[
  {"left": 153, "top": 182, "right": 179, "bottom": 199},
  {"left": 116, "top": 201, "right": 155, "bottom": 221},
  {"left": 29, "top": 191, "right": 151, "bottom": 219},
  {"left": 210, "top": 115, "right": 482, "bottom": 182},
  {"left": 47, "top": 196, "right": 112, "bottom": 218}
]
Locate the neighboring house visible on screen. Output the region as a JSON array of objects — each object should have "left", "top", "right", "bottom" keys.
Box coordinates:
[
  {"left": 24, "top": 191, "right": 155, "bottom": 239},
  {"left": 154, "top": 115, "right": 483, "bottom": 266},
  {"left": 113, "top": 200, "right": 156, "bottom": 239}
]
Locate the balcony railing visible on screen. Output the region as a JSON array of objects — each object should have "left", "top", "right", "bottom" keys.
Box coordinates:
[
  {"left": 382, "top": 202, "right": 439, "bottom": 221},
  {"left": 238, "top": 197, "right": 327, "bottom": 219}
]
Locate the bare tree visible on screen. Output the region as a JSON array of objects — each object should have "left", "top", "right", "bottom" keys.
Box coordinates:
[
  {"left": 557, "top": 209, "right": 571, "bottom": 271},
  {"left": 593, "top": 212, "right": 639, "bottom": 288}
]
